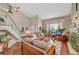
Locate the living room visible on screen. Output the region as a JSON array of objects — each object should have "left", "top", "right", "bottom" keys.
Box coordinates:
[{"left": 0, "top": 3, "right": 79, "bottom": 55}]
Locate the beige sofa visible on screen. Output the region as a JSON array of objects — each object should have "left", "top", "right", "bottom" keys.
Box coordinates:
[{"left": 22, "top": 40, "right": 47, "bottom": 55}]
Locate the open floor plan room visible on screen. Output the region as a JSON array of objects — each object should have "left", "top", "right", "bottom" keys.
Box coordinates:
[{"left": 0, "top": 3, "right": 79, "bottom": 55}]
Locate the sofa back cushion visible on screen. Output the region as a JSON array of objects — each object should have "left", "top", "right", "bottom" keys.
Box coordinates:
[{"left": 32, "top": 39, "right": 47, "bottom": 50}]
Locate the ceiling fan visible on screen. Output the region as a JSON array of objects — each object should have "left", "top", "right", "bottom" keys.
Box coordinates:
[{"left": 8, "top": 5, "right": 20, "bottom": 14}]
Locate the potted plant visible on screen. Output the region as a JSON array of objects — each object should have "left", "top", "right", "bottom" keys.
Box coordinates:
[
  {"left": 70, "top": 31, "right": 79, "bottom": 52},
  {"left": 0, "top": 33, "right": 8, "bottom": 43},
  {"left": 69, "top": 24, "right": 79, "bottom": 52},
  {"left": 54, "top": 27, "right": 65, "bottom": 41},
  {"left": 0, "top": 33, "right": 8, "bottom": 54},
  {"left": 56, "top": 28, "right": 65, "bottom": 35}
]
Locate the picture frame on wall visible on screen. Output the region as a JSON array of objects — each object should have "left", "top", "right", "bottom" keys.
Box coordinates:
[
  {"left": 2, "top": 10, "right": 7, "bottom": 18},
  {"left": 0, "top": 8, "right": 7, "bottom": 18}
]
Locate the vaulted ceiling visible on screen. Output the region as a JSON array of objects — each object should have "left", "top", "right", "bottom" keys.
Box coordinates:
[{"left": 9, "top": 3, "right": 72, "bottom": 20}]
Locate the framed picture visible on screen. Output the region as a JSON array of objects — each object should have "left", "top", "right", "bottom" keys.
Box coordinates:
[
  {"left": 2, "top": 10, "right": 7, "bottom": 18},
  {"left": 0, "top": 9, "right": 7, "bottom": 18}
]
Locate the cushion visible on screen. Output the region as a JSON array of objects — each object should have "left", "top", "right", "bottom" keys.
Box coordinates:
[
  {"left": 48, "top": 45, "right": 55, "bottom": 55},
  {"left": 38, "top": 36, "right": 44, "bottom": 40},
  {"left": 32, "top": 39, "right": 47, "bottom": 50},
  {"left": 47, "top": 40, "right": 55, "bottom": 48},
  {"left": 43, "top": 37, "right": 51, "bottom": 42},
  {"left": 24, "top": 38, "right": 33, "bottom": 44}
]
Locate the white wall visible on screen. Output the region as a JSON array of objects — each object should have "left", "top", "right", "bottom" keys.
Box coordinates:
[
  {"left": 42, "top": 15, "right": 72, "bottom": 32},
  {"left": 29, "top": 15, "right": 42, "bottom": 33},
  {"left": 8, "top": 12, "right": 29, "bottom": 30},
  {"left": 0, "top": 3, "right": 9, "bottom": 10}
]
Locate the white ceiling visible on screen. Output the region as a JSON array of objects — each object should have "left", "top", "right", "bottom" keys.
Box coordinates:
[{"left": 11, "top": 3, "right": 72, "bottom": 19}]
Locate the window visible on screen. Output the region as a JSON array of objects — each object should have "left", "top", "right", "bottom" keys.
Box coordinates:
[
  {"left": 50, "top": 24, "right": 59, "bottom": 30},
  {"left": 47, "top": 23, "right": 63, "bottom": 33}
]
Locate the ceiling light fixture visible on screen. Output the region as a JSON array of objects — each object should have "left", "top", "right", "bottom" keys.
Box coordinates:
[{"left": 8, "top": 4, "right": 20, "bottom": 14}]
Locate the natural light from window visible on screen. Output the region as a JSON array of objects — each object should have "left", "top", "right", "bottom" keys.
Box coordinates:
[{"left": 47, "top": 23, "right": 63, "bottom": 32}]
